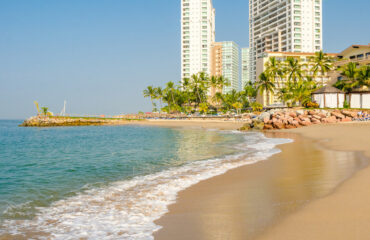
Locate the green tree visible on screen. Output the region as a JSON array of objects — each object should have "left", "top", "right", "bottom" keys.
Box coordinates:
[
  {"left": 311, "top": 51, "right": 333, "bottom": 84},
  {"left": 256, "top": 72, "right": 275, "bottom": 106},
  {"left": 340, "top": 62, "right": 359, "bottom": 89},
  {"left": 265, "top": 57, "right": 284, "bottom": 88},
  {"left": 199, "top": 103, "right": 209, "bottom": 114},
  {"left": 143, "top": 86, "right": 157, "bottom": 111},
  {"left": 356, "top": 65, "right": 370, "bottom": 87},
  {"left": 155, "top": 87, "right": 164, "bottom": 110},
  {"left": 41, "top": 107, "right": 49, "bottom": 116},
  {"left": 232, "top": 102, "right": 243, "bottom": 115},
  {"left": 284, "top": 57, "right": 304, "bottom": 83}
]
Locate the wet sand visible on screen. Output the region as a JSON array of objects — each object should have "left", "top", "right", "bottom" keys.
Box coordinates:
[{"left": 153, "top": 122, "right": 370, "bottom": 240}]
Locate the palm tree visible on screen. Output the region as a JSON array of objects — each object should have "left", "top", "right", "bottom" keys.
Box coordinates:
[
  {"left": 41, "top": 107, "right": 49, "bottom": 116},
  {"left": 256, "top": 72, "right": 275, "bottom": 106},
  {"left": 265, "top": 57, "right": 283, "bottom": 88},
  {"left": 242, "top": 81, "right": 257, "bottom": 102},
  {"left": 143, "top": 86, "right": 156, "bottom": 111},
  {"left": 356, "top": 65, "right": 370, "bottom": 87},
  {"left": 164, "top": 82, "right": 176, "bottom": 112},
  {"left": 155, "top": 87, "right": 163, "bottom": 111},
  {"left": 209, "top": 76, "right": 219, "bottom": 97},
  {"left": 341, "top": 62, "right": 358, "bottom": 89},
  {"left": 212, "top": 92, "right": 224, "bottom": 113},
  {"left": 311, "top": 51, "right": 333, "bottom": 85},
  {"left": 284, "top": 57, "right": 303, "bottom": 83},
  {"left": 190, "top": 73, "right": 208, "bottom": 107},
  {"left": 217, "top": 75, "right": 230, "bottom": 92}
]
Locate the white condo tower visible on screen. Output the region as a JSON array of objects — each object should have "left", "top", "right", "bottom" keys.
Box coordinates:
[
  {"left": 181, "top": 0, "right": 215, "bottom": 80},
  {"left": 249, "top": 0, "right": 323, "bottom": 81}
]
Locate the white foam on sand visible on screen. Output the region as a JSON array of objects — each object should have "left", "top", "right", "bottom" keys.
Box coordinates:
[{"left": 1, "top": 132, "right": 292, "bottom": 240}]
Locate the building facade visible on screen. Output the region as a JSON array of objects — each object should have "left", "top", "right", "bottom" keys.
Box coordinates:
[
  {"left": 241, "top": 48, "right": 251, "bottom": 88},
  {"left": 256, "top": 51, "right": 336, "bottom": 106},
  {"left": 249, "top": 0, "right": 323, "bottom": 82},
  {"left": 222, "top": 41, "right": 240, "bottom": 93},
  {"left": 211, "top": 42, "right": 223, "bottom": 77},
  {"left": 181, "top": 0, "right": 215, "bottom": 80}
]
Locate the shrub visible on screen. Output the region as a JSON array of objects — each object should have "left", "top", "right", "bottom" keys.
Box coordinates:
[
  {"left": 343, "top": 100, "right": 350, "bottom": 109},
  {"left": 304, "top": 101, "right": 319, "bottom": 109}
]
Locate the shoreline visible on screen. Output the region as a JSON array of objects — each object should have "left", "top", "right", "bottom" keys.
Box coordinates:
[{"left": 138, "top": 121, "right": 370, "bottom": 240}]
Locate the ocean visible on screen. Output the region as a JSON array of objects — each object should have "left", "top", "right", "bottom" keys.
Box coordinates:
[{"left": 0, "top": 120, "right": 291, "bottom": 239}]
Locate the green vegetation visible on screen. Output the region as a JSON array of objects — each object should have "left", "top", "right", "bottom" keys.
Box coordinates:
[
  {"left": 143, "top": 73, "right": 257, "bottom": 114},
  {"left": 334, "top": 64, "right": 370, "bottom": 91},
  {"left": 259, "top": 51, "right": 333, "bottom": 107}
]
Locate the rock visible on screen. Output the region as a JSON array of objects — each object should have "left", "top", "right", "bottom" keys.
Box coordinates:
[
  {"left": 253, "top": 121, "right": 265, "bottom": 130},
  {"left": 300, "top": 121, "right": 312, "bottom": 126},
  {"left": 341, "top": 110, "right": 357, "bottom": 118},
  {"left": 311, "top": 118, "right": 321, "bottom": 124},
  {"left": 292, "top": 120, "right": 300, "bottom": 127},
  {"left": 312, "top": 115, "right": 321, "bottom": 120},
  {"left": 331, "top": 112, "right": 345, "bottom": 120},
  {"left": 264, "top": 124, "right": 274, "bottom": 130},
  {"left": 273, "top": 122, "right": 285, "bottom": 129},
  {"left": 259, "top": 112, "right": 271, "bottom": 121},
  {"left": 308, "top": 110, "right": 317, "bottom": 115},
  {"left": 296, "top": 110, "right": 305, "bottom": 116},
  {"left": 322, "top": 116, "right": 337, "bottom": 124},
  {"left": 341, "top": 117, "right": 352, "bottom": 122},
  {"left": 285, "top": 124, "right": 297, "bottom": 129},
  {"left": 289, "top": 112, "right": 297, "bottom": 118}
]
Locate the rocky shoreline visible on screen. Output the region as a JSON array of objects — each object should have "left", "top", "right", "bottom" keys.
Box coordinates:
[
  {"left": 239, "top": 109, "right": 367, "bottom": 131},
  {"left": 19, "top": 116, "right": 136, "bottom": 127}
]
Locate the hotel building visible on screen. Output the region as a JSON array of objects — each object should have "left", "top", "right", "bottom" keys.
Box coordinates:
[
  {"left": 249, "top": 0, "right": 323, "bottom": 82},
  {"left": 241, "top": 48, "right": 251, "bottom": 88},
  {"left": 181, "top": 0, "right": 215, "bottom": 80}
]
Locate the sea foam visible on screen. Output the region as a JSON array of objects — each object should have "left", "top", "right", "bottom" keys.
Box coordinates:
[{"left": 1, "top": 132, "right": 292, "bottom": 240}]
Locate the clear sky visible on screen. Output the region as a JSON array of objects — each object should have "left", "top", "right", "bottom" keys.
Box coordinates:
[{"left": 0, "top": 0, "right": 369, "bottom": 119}]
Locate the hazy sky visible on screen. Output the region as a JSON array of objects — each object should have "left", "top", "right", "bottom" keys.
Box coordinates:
[{"left": 1, "top": 0, "right": 369, "bottom": 119}]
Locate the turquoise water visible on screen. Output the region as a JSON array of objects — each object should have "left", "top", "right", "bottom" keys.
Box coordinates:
[
  {"left": 0, "top": 120, "right": 290, "bottom": 239},
  {"left": 0, "top": 120, "right": 243, "bottom": 219}
]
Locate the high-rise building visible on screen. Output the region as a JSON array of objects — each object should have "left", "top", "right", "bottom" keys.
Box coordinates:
[
  {"left": 181, "top": 0, "right": 215, "bottom": 80},
  {"left": 211, "top": 42, "right": 223, "bottom": 77},
  {"left": 222, "top": 41, "right": 240, "bottom": 93},
  {"left": 249, "top": 0, "right": 323, "bottom": 82},
  {"left": 241, "top": 48, "right": 250, "bottom": 88}
]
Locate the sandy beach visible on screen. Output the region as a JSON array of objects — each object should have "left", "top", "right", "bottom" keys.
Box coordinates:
[
  {"left": 128, "top": 119, "right": 246, "bottom": 130},
  {"left": 134, "top": 120, "right": 370, "bottom": 240}
]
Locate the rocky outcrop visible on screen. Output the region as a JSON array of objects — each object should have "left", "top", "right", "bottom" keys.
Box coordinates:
[
  {"left": 239, "top": 109, "right": 364, "bottom": 131},
  {"left": 19, "top": 116, "right": 133, "bottom": 127}
]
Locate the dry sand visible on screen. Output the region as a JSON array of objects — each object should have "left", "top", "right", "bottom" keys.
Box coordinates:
[
  {"left": 128, "top": 119, "right": 245, "bottom": 131},
  {"left": 145, "top": 121, "right": 370, "bottom": 240}
]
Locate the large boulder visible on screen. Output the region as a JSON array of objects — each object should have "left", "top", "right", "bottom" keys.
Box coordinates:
[
  {"left": 259, "top": 112, "right": 271, "bottom": 121},
  {"left": 322, "top": 116, "right": 337, "bottom": 124},
  {"left": 273, "top": 122, "right": 285, "bottom": 129},
  {"left": 296, "top": 110, "right": 305, "bottom": 116},
  {"left": 331, "top": 111, "right": 345, "bottom": 120},
  {"left": 253, "top": 120, "right": 265, "bottom": 130},
  {"left": 341, "top": 110, "right": 357, "bottom": 118},
  {"left": 264, "top": 124, "right": 274, "bottom": 130}
]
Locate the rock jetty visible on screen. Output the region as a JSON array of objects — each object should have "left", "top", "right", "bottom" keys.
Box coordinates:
[
  {"left": 239, "top": 109, "right": 365, "bottom": 131},
  {"left": 19, "top": 116, "right": 134, "bottom": 127}
]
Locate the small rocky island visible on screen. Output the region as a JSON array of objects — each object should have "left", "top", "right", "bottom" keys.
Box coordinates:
[{"left": 19, "top": 116, "right": 136, "bottom": 127}]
